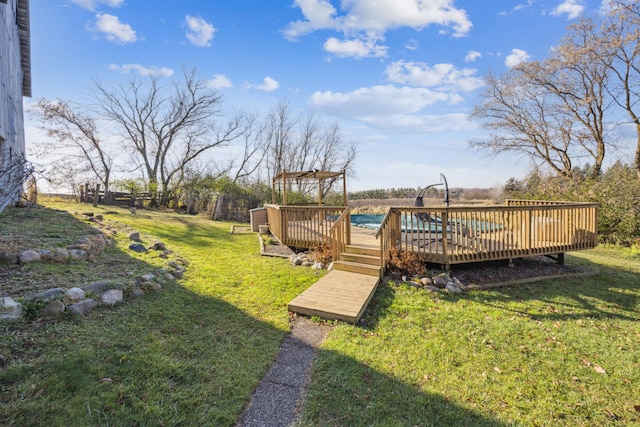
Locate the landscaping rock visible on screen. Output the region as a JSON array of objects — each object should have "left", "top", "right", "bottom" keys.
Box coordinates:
[
  {"left": 0, "top": 252, "right": 18, "bottom": 265},
  {"left": 171, "top": 269, "right": 184, "bottom": 278},
  {"left": 68, "top": 249, "right": 89, "bottom": 260},
  {"left": 327, "top": 262, "right": 334, "bottom": 272},
  {"left": 140, "top": 273, "right": 156, "bottom": 282},
  {"left": 425, "top": 285, "right": 441, "bottom": 293},
  {"left": 66, "top": 287, "right": 86, "bottom": 301},
  {"left": 151, "top": 241, "right": 166, "bottom": 251},
  {"left": 0, "top": 297, "right": 23, "bottom": 320},
  {"left": 82, "top": 280, "right": 123, "bottom": 294},
  {"left": 68, "top": 299, "right": 97, "bottom": 315},
  {"left": 40, "top": 300, "right": 65, "bottom": 317},
  {"left": 51, "top": 248, "right": 70, "bottom": 263},
  {"left": 165, "top": 273, "right": 175, "bottom": 280},
  {"left": 434, "top": 273, "right": 451, "bottom": 288},
  {"left": 301, "top": 261, "right": 314, "bottom": 267},
  {"left": 132, "top": 288, "right": 145, "bottom": 297},
  {"left": 19, "top": 250, "right": 41, "bottom": 264},
  {"left": 312, "top": 262, "right": 325, "bottom": 270},
  {"left": 94, "top": 214, "right": 104, "bottom": 221},
  {"left": 32, "top": 287, "right": 65, "bottom": 300},
  {"left": 290, "top": 256, "right": 302, "bottom": 266},
  {"left": 101, "top": 289, "right": 123, "bottom": 305},
  {"left": 128, "top": 232, "right": 141, "bottom": 242},
  {"left": 36, "top": 249, "right": 53, "bottom": 261},
  {"left": 129, "top": 243, "right": 147, "bottom": 253},
  {"left": 445, "top": 281, "right": 463, "bottom": 294},
  {"left": 420, "top": 277, "right": 433, "bottom": 286}
]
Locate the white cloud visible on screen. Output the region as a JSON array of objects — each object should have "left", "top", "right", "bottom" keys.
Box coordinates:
[
  {"left": 284, "top": 0, "right": 472, "bottom": 58},
  {"left": 250, "top": 77, "right": 279, "bottom": 92},
  {"left": 465, "top": 50, "right": 482, "bottom": 62},
  {"left": 505, "top": 48, "right": 531, "bottom": 68},
  {"left": 93, "top": 13, "right": 137, "bottom": 44},
  {"left": 70, "top": 0, "right": 124, "bottom": 11},
  {"left": 404, "top": 39, "right": 419, "bottom": 51},
  {"left": 109, "top": 63, "right": 175, "bottom": 77},
  {"left": 309, "top": 85, "right": 456, "bottom": 121},
  {"left": 206, "top": 74, "right": 233, "bottom": 89},
  {"left": 385, "top": 61, "right": 484, "bottom": 92},
  {"left": 286, "top": 0, "right": 472, "bottom": 39},
  {"left": 551, "top": 0, "right": 585, "bottom": 19},
  {"left": 359, "top": 113, "right": 475, "bottom": 133},
  {"left": 185, "top": 16, "right": 216, "bottom": 47},
  {"left": 323, "top": 37, "right": 387, "bottom": 58}
]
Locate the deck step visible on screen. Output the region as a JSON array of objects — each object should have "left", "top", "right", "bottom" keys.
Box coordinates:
[
  {"left": 288, "top": 270, "right": 380, "bottom": 324},
  {"left": 344, "top": 245, "right": 379, "bottom": 257},
  {"left": 339, "top": 252, "right": 380, "bottom": 266},
  {"left": 333, "top": 260, "right": 381, "bottom": 277}
]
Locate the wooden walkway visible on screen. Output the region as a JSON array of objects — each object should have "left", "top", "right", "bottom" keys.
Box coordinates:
[{"left": 288, "top": 269, "right": 379, "bottom": 324}]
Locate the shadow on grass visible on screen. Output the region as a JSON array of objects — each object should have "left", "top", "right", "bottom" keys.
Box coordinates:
[
  {"left": 301, "top": 347, "right": 508, "bottom": 427},
  {"left": 1, "top": 205, "right": 506, "bottom": 426},
  {"left": 0, "top": 206, "right": 281, "bottom": 425},
  {"left": 460, "top": 255, "right": 640, "bottom": 322}
]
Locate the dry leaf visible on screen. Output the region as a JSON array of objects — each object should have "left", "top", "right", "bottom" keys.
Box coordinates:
[
  {"left": 493, "top": 367, "right": 502, "bottom": 374},
  {"left": 33, "top": 388, "right": 44, "bottom": 398},
  {"left": 593, "top": 364, "right": 607, "bottom": 374}
]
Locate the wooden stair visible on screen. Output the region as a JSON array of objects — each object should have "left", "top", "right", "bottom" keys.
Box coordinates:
[
  {"left": 333, "top": 245, "right": 382, "bottom": 277},
  {"left": 288, "top": 245, "right": 382, "bottom": 324}
]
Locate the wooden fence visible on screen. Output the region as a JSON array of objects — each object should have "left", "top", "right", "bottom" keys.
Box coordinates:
[
  {"left": 376, "top": 200, "right": 598, "bottom": 269},
  {"left": 266, "top": 200, "right": 598, "bottom": 271},
  {"left": 79, "top": 184, "right": 151, "bottom": 207},
  {"left": 264, "top": 204, "right": 347, "bottom": 249}
]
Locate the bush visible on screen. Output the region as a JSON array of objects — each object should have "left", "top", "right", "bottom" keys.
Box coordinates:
[
  {"left": 387, "top": 247, "right": 426, "bottom": 277},
  {"left": 311, "top": 242, "right": 333, "bottom": 265},
  {"left": 504, "top": 162, "right": 640, "bottom": 245}
]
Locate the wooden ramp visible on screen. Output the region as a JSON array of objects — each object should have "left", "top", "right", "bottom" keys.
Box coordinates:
[{"left": 288, "top": 269, "right": 380, "bottom": 324}]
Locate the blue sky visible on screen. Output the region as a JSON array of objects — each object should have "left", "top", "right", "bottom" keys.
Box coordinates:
[{"left": 25, "top": 0, "right": 611, "bottom": 191}]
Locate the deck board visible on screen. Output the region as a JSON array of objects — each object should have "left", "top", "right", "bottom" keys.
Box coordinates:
[{"left": 288, "top": 270, "right": 379, "bottom": 324}]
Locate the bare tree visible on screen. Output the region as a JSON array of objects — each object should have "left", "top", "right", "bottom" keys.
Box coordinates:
[
  {"left": 598, "top": 0, "right": 640, "bottom": 179},
  {"left": 93, "top": 68, "right": 245, "bottom": 205},
  {"left": 30, "top": 98, "right": 114, "bottom": 194},
  {"left": 469, "top": 70, "right": 581, "bottom": 177},
  {"left": 0, "top": 145, "right": 34, "bottom": 211},
  {"left": 230, "top": 112, "right": 268, "bottom": 183},
  {"left": 517, "top": 19, "right": 611, "bottom": 178},
  {"left": 261, "top": 101, "right": 356, "bottom": 197},
  {"left": 469, "top": 18, "right": 613, "bottom": 179}
]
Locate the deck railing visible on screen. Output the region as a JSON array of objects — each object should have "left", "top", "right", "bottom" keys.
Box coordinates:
[
  {"left": 377, "top": 201, "right": 598, "bottom": 270},
  {"left": 264, "top": 204, "right": 347, "bottom": 249},
  {"left": 328, "top": 207, "right": 351, "bottom": 261},
  {"left": 266, "top": 200, "right": 598, "bottom": 272}
]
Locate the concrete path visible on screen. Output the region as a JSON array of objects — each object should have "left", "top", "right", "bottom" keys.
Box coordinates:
[{"left": 237, "top": 318, "right": 328, "bottom": 427}]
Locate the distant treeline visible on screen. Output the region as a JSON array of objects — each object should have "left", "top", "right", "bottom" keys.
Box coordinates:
[
  {"left": 348, "top": 188, "right": 419, "bottom": 200},
  {"left": 349, "top": 187, "right": 497, "bottom": 201}
]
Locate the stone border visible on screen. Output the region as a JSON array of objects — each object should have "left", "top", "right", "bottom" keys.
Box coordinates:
[{"left": 0, "top": 216, "right": 187, "bottom": 322}]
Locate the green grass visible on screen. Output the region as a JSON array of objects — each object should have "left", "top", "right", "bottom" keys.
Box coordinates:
[
  {"left": 298, "top": 247, "right": 640, "bottom": 426},
  {"left": 2, "top": 201, "right": 639, "bottom": 426},
  {"left": 0, "top": 201, "right": 321, "bottom": 425}
]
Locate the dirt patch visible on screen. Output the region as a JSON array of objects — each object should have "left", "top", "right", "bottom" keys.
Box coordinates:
[
  {"left": 260, "top": 235, "right": 295, "bottom": 258},
  {"left": 449, "top": 256, "right": 590, "bottom": 287}
]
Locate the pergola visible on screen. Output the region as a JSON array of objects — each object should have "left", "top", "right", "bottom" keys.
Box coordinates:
[{"left": 271, "top": 169, "right": 347, "bottom": 206}]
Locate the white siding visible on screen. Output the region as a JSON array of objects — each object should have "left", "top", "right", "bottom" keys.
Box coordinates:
[{"left": 1, "top": 0, "right": 26, "bottom": 156}]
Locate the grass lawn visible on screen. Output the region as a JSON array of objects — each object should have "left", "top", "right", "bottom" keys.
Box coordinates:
[
  {"left": 1, "top": 199, "right": 639, "bottom": 426},
  {"left": 1, "top": 200, "right": 322, "bottom": 426},
  {"left": 299, "top": 246, "right": 640, "bottom": 426}
]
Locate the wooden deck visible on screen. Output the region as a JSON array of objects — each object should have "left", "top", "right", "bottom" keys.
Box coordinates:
[
  {"left": 288, "top": 269, "right": 379, "bottom": 324},
  {"left": 266, "top": 200, "right": 598, "bottom": 323}
]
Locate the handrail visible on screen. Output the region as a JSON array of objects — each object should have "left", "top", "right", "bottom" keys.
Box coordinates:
[
  {"left": 375, "top": 208, "right": 393, "bottom": 239},
  {"left": 329, "top": 207, "right": 351, "bottom": 261}
]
